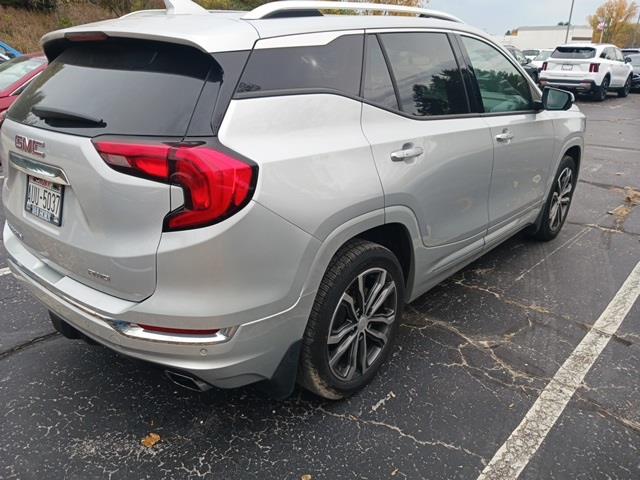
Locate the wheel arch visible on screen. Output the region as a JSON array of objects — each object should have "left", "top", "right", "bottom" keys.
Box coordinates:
[
  {"left": 564, "top": 144, "right": 581, "bottom": 173},
  {"left": 300, "top": 208, "right": 420, "bottom": 304},
  {"left": 354, "top": 223, "right": 414, "bottom": 298}
]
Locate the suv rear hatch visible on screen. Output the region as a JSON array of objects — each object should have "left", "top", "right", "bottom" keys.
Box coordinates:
[
  {"left": 1, "top": 38, "right": 224, "bottom": 301},
  {"left": 545, "top": 46, "right": 597, "bottom": 76}
]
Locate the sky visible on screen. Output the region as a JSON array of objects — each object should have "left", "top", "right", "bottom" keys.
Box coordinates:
[{"left": 428, "top": 0, "right": 604, "bottom": 35}]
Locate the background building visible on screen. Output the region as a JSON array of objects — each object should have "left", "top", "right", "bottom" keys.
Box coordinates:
[{"left": 500, "top": 25, "right": 594, "bottom": 49}]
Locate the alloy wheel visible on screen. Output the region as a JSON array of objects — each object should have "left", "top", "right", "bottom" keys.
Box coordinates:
[
  {"left": 549, "top": 167, "right": 573, "bottom": 232},
  {"left": 327, "top": 268, "right": 397, "bottom": 381}
]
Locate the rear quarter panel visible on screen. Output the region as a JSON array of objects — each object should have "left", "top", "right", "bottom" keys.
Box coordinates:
[{"left": 218, "top": 94, "right": 385, "bottom": 240}]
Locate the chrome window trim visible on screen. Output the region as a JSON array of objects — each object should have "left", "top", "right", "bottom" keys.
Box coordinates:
[{"left": 255, "top": 30, "right": 364, "bottom": 49}]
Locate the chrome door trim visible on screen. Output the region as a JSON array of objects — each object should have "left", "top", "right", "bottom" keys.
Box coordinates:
[{"left": 9, "top": 152, "right": 70, "bottom": 185}]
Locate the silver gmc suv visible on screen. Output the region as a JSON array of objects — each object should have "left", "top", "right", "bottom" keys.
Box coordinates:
[{"left": 1, "top": 0, "right": 585, "bottom": 399}]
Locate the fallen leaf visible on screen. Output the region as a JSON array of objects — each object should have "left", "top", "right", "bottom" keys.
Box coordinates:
[
  {"left": 141, "top": 432, "right": 161, "bottom": 448},
  {"left": 625, "top": 187, "right": 640, "bottom": 206},
  {"left": 301, "top": 475, "right": 312, "bottom": 480}
]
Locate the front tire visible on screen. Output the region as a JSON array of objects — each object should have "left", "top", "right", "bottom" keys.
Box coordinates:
[
  {"left": 528, "top": 155, "right": 577, "bottom": 241},
  {"left": 618, "top": 75, "right": 632, "bottom": 98},
  {"left": 298, "top": 239, "right": 405, "bottom": 400}
]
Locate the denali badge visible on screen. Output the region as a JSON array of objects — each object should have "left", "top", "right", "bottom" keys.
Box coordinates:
[
  {"left": 15, "top": 135, "right": 45, "bottom": 158},
  {"left": 88, "top": 269, "right": 111, "bottom": 283}
]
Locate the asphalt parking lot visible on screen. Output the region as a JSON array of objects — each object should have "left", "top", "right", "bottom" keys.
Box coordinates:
[{"left": 1, "top": 93, "right": 639, "bottom": 480}]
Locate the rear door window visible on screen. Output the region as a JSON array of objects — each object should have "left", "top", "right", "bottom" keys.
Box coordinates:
[
  {"left": 8, "top": 40, "right": 218, "bottom": 137},
  {"left": 552, "top": 47, "right": 596, "bottom": 59},
  {"left": 377, "top": 32, "right": 469, "bottom": 117},
  {"left": 363, "top": 35, "right": 399, "bottom": 111},
  {"left": 235, "top": 35, "right": 364, "bottom": 97},
  {"left": 461, "top": 36, "right": 533, "bottom": 113},
  {"left": 614, "top": 49, "right": 624, "bottom": 62}
]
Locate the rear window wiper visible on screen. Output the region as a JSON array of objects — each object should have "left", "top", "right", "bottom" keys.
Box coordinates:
[{"left": 31, "top": 105, "right": 106, "bottom": 127}]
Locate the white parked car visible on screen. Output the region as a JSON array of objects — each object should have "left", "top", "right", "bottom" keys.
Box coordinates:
[
  {"left": 540, "top": 43, "right": 633, "bottom": 101},
  {"left": 522, "top": 49, "right": 541, "bottom": 61},
  {"left": 530, "top": 49, "right": 554, "bottom": 70}
]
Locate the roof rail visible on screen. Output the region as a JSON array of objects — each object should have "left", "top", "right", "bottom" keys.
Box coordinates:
[
  {"left": 242, "top": 1, "right": 463, "bottom": 22},
  {"left": 163, "top": 0, "right": 207, "bottom": 15}
]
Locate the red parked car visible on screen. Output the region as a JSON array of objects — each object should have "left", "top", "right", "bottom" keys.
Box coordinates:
[{"left": 0, "top": 54, "right": 47, "bottom": 126}]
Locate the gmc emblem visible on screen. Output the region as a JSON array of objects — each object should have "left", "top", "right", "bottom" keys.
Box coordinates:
[{"left": 15, "top": 135, "right": 45, "bottom": 158}]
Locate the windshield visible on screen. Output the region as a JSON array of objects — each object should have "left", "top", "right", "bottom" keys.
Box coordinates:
[
  {"left": 534, "top": 51, "right": 552, "bottom": 61},
  {"left": 523, "top": 50, "right": 539, "bottom": 56},
  {"left": 551, "top": 47, "right": 596, "bottom": 59},
  {"left": 629, "top": 55, "right": 640, "bottom": 66},
  {"left": 0, "top": 56, "right": 45, "bottom": 91}
]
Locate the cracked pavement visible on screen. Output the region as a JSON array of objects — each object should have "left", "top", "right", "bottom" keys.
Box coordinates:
[{"left": 1, "top": 95, "right": 639, "bottom": 479}]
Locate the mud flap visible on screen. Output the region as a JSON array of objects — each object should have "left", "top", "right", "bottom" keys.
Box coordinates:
[{"left": 257, "top": 340, "right": 302, "bottom": 400}]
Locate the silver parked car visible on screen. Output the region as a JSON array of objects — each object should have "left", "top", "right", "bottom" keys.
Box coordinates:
[{"left": 1, "top": 0, "right": 585, "bottom": 399}]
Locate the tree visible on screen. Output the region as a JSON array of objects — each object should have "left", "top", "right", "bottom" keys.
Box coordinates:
[
  {"left": 0, "top": 0, "right": 56, "bottom": 9},
  {"left": 588, "top": 0, "right": 639, "bottom": 46}
]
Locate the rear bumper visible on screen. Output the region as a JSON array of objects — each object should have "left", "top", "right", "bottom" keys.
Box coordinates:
[
  {"left": 539, "top": 78, "right": 597, "bottom": 92},
  {"left": 4, "top": 223, "right": 315, "bottom": 389}
]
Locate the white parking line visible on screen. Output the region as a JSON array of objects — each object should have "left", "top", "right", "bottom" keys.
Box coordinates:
[
  {"left": 0, "top": 267, "right": 11, "bottom": 277},
  {"left": 477, "top": 260, "right": 640, "bottom": 480}
]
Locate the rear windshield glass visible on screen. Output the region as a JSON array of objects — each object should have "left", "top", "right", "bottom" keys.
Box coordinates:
[
  {"left": 551, "top": 47, "right": 596, "bottom": 59},
  {"left": 0, "top": 56, "right": 45, "bottom": 91},
  {"left": 8, "top": 40, "right": 217, "bottom": 137}
]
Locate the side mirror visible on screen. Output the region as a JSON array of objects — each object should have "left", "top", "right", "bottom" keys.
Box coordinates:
[
  {"left": 524, "top": 57, "right": 532, "bottom": 65},
  {"left": 542, "top": 87, "right": 574, "bottom": 111},
  {"left": 625, "top": 57, "right": 632, "bottom": 63}
]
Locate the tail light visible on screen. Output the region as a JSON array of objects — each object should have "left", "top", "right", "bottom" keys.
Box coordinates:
[
  {"left": 589, "top": 63, "right": 599, "bottom": 73},
  {"left": 541, "top": 62, "right": 548, "bottom": 71},
  {"left": 93, "top": 141, "right": 256, "bottom": 231}
]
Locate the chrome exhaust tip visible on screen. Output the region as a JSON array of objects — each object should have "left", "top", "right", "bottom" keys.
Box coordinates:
[{"left": 164, "top": 370, "right": 212, "bottom": 392}]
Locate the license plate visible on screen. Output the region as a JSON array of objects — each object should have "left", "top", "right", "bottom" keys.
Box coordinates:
[
  {"left": 561, "top": 64, "right": 573, "bottom": 71},
  {"left": 25, "top": 176, "right": 64, "bottom": 226}
]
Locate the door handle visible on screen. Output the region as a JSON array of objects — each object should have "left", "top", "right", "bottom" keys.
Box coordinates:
[
  {"left": 495, "top": 129, "right": 514, "bottom": 143},
  {"left": 390, "top": 143, "right": 424, "bottom": 162}
]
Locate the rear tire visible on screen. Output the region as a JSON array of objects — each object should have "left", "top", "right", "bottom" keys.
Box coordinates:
[
  {"left": 528, "top": 155, "right": 577, "bottom": 242},
  {"left": 594, "top": 76, "right": 609, "bottom": 101},
  {"left": 298, "top": 239, "right": 405, "bottom": 400},
  {"left": 618, "top": 75, "right": 632, "bottom": 97}
]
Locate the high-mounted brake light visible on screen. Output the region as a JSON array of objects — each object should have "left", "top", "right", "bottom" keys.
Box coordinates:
[
  {"left": 589, "top": 63, "right": 599, "bottom": 73},
  {"left": 93, "top": 141, "right": 256, "bottom": 231},
  {"left": 65, "top": 32, "right": 109, "bottom": 42},
  {"left": 541, "top": 62, "right": 548, "bottom": 71}
]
